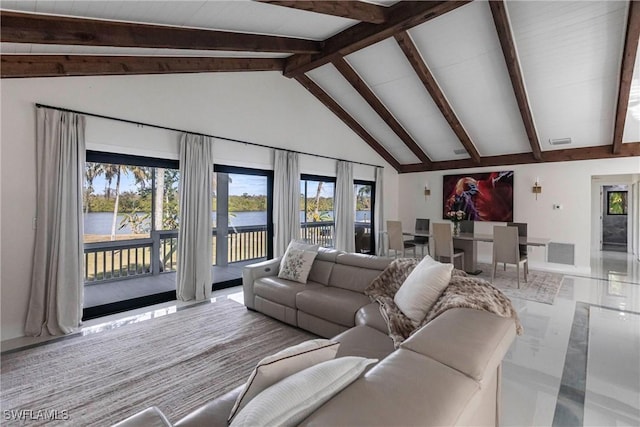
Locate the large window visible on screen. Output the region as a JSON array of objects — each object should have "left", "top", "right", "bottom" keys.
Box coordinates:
[
  {"left": 213, "top": 165, "right": 273, "bottom": 283},
  {"left": 355, "top": 180, "right": 375, "bottom": 253},
  {"left": 300, "top": 175, "right": 336, "bottom": 247},
  {"left": 83, "top": 152, "right": 179, "bottom": 283}
]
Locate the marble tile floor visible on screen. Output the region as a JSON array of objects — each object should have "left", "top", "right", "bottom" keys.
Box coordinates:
[{"left": 2, "top": 251, "right": 639, "bottom": 427}]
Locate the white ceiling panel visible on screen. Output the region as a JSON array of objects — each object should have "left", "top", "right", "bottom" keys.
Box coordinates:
[
  {"left": 307, "top": 64, "right": 421, "bottom": 164},
  {"left": 345, "top": 38, "right": 468, "bottom": 161},
  {"left": 0, "top": 43, "right": 289, "bottom": 58},
  {"left": 507, "top": 0, "right": 628, "bottom": 150},
  {"left": 1, "top": 1, "right": 357, "bottom": 40},
  {"left": 408, "top": 1, "right": 531, "bottom": 157},
  {"left": 623, "top": 45, "right": 640, "bottom": 143}
]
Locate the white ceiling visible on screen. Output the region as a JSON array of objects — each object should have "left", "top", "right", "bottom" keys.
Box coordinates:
[{"left": 1, "top": 0, "right": 638, "bottom": 167}]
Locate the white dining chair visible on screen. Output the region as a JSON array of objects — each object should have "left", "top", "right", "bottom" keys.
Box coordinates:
[
  {"left": 432, "top": 222, "right": 464, "bottom": 270},
  {"left": 492, "top": 226, "right": 528, "bottom": 288},
  {"left": 386, "top": 220, "right": 416, "bottom": 258}
]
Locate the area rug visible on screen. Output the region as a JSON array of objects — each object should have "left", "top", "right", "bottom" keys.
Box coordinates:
[
  {"left": 473, "top": 263, "right": 564, "bottom": 305},
  {"left": 0, "top": 299, "right": 316, "bottom": 426}
]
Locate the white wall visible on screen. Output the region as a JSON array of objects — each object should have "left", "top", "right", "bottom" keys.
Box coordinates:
[
  {"left": 398, "top": 158, "right": 640, "bottom": 273},
  {"left": 0, "top": 72, "right": 399, "bottom": 340}
]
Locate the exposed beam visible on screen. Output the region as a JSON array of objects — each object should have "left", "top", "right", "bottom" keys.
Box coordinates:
[
  {"left": 1, "top": 55, "right": 284, "bottom": 78},
  {"left": 332, "top": 57, "right": 432, "bottom": 166},
  {"left": 613, "top": 0, "right": 640, "bottom": 154},
  {"left": 284, "top": 1, "right": 472, "bottom": 77},
  {"left": 489, "top": 0, "right": 542, "bottom": 161},
  {"left": 400, "top": 142, "right": 640, "bottom": 173},
  {"left": 0, "top": 10, "right": 321, "bottom": 54},
  {"left": 394, "top": 31, "right": 482, "bottom": 165},
  {"left": 258, "top": 1, "right": 388, "bottom": 24},
  {"left": 294, "top": 74, "right": 402, "bottom": 171}
]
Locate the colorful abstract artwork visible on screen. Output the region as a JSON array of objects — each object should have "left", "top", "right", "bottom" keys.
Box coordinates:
[{"left": 442, "top": 171, "right": 514, "bottom": 222}]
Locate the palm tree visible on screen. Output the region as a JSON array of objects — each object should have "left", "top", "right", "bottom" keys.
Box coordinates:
[{"left": 84, "top": 163, "right": 103, "bottom": 215}]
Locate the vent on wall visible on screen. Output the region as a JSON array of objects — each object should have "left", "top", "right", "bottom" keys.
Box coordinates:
[
  {"left": 549, "top": 138, "right": 572, "bottom": 146},
  {"left": 548, "top": 242, "right": 575, "bottom": 265}
]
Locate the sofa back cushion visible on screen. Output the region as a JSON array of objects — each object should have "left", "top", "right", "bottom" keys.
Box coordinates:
[{"left": 328, "top": 254, "right": 391, "bottom": 293}]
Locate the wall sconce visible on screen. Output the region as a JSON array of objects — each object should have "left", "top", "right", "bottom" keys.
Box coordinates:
[
  {"left": 424, "top": 183, "right": 431, "bottom": 199},
  {"left": 532, "top": 177, "right": 542, "bottom": 200}
]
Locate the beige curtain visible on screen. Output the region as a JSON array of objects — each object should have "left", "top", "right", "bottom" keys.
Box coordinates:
[
  {"left": 335, "top": 161, "right": 355, "bottom": 252},
  {"left": 176, "top": 133, "right": 214, "bottom": 301},
  {"left": 25, "top": 107, "right": 86, "bottom": 336},
  {"left": 273, "top": 150, "right": 300, "bottom": 256}
]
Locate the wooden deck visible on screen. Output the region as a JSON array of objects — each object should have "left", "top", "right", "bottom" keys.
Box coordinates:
[{"left": 84, "top": 259, "right": 262, "bottom": 308}]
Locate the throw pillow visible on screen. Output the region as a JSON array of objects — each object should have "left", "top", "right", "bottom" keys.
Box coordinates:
[
  {"left": 394, "top": 259, "right": 453, "bottom": 325},
  {"left": 278, "top": 240, "right": 319, "bottom": 284},
  {"left": 228, "top": 339, "right": 339, "bottom": 423},
  {"left": 230, "top": 356, "right": 377, "bottom": 427}
]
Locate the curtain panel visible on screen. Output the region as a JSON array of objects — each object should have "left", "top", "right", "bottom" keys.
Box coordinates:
[
  {"left": 273, "top": 150, "right": 300, "bottom": 257},
  {"left": 374, "top": 167, "right": 385, "bottom": 256},
  {"left": 25, "top": 107, "right": 86, "bottom": 336},
  {"left": 176, "top": 133, "right": 214, "bottom": 301},
  {"left": 335, "top": 161, "right": 355, "bottom": 252}
]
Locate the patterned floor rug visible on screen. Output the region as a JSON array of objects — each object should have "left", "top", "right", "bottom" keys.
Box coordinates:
[
  {"left": 0, "top": 299, "right": 316, "bottom": 426},
  {"left": 473, "top": 263, "right": 565, "bottom": 305}
]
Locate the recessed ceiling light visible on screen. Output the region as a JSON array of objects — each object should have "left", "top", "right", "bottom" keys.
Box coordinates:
[{"left": 549, "top": 138, "right": 572, "bottom": 146}]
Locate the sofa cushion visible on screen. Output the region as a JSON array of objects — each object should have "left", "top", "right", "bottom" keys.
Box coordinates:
[
  {"left": 254, "top": 277, "right": 323, "bottom": 308},
  {"left": 307, "top": 260, "right": 334, "bottom": 286},
  {"left": 394, "top": 258, "right": 453, "bottom": 325},
  {"left": 297, "top": 287, "right": 371, "bottom": 327},
  {"left": 175, "top": 386, "right": 243, "bottom": 427},
  {"left": 335, "top": 252, "right": 392, "bottom": 270},
  {"left": 333, "top": 326, "right": 395, "bottom": 360},
  {"left": 400, "top": 308, "right": 516, "bottom": 383},
  {"left": 228, "top": 339, "right": 340, "bottom": 422},
  {"left": 355, "top": 303, "right": 388, "bottom": 334},
  {"left": 230, "top": 357, "right": 377, "bottom": 427},
  {"left": 328, "top": 263, "right": 386, "bottom": 293},
  {"left": 298, "top": 349, "right": 480, "bottom": 427},
  {"left": 278, "top": 240, "right": 320, "bottom": 283}
]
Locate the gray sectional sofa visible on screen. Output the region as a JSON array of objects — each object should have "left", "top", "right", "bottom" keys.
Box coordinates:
[{"left": 115, "top": 248, "right": 517, "bottom": 427}]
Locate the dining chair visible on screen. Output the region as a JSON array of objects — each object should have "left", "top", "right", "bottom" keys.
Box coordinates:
[
  {"left": 432, "top": 222, "right": 464, "bottom": 270},
  {"left": 507, "top": 222, "right": 528, "bottom": 258},
  {"left": 386, "top": 220, "right": 416, "bottom": 258},
  {"left": 492, "top": 226, "right": 528, "bottom": 288},
  {"left": 404, "top": 218, "right": 430, "bottom": 257},
  {"left": 459, "top": 220, "right": 474, "bottom": 234}
]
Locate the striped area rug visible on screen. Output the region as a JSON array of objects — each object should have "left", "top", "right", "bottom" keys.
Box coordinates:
[
  {"left": 1, "top": 299, "right": 316, "bottom": 426},
  {"left": 475, "top": 264, "right": 564, "bottom": 304}
]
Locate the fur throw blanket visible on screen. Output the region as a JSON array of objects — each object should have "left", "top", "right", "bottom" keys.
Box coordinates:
[{"left": 364, "top": 259, "right": 523, "bottom": 347}]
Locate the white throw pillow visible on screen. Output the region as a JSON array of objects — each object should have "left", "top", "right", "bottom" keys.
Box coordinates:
[
  {"left": 278, "top": 240, "right": 319, "bottom": 283},
  {"left": 230, "top": 356, "right": 377, "bottom": 427},
  {"left": 228, "top": 339, "right": 339, "bottom": 423},
  {"left": 393, "top": 257, "right": 453, "bottom": 325}
]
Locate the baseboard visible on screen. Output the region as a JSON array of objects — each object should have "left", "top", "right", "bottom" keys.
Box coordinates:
[{"left": 83, "top": 291, "right": 177, "bottom": 321}]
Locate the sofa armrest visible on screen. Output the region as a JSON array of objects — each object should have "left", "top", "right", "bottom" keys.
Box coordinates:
[
  {"left": 112, "top": 407, "right": 172, "bottom": 427},
  {"left": 242, "top": 257, "right": 281, "bottom": 309}
]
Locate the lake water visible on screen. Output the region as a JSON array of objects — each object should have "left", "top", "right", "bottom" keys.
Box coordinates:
[{"left": 84, "top": 211, "right": 372, "bottom": 235}]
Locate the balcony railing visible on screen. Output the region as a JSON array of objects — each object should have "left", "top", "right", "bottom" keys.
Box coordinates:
[{"left": 83, "top": 221, "right": 372, "bottom": 285}]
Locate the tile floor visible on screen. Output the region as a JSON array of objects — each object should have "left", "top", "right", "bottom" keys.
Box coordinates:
[{"left": 2, "top": 251, "right": 639, "bottom": 427}]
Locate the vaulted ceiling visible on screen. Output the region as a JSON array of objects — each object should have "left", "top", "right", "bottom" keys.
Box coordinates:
[{"left": 1, "top": 0, "right": 639, "bottom": 172}]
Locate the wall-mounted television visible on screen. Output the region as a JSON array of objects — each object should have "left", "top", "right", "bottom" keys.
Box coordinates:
[{"left": 442, "top": 171, "right": 514, "bottom": 222}]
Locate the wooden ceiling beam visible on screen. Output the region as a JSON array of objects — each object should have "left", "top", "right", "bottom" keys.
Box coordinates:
[
  {"left": 489, "top": 0, "right": 542, "bottom": 161},
  {"left": 332, "top": 57, "right": 432, "bottom": 166},
  {"left": 284, "top": 1, "right": 472, "bottom": 77},
  {"left": 0, "top": 10, "right": 321, "bottom": 54},
  {"left": 1, "top": 55, "right": 284, "bottom": 78},
  {"left": 394, "top": 31, "right": 481, "bottom": 165},
  {"left": 294, "top": 74, "right": 402, "bottom": 171},
  {"left": 257, "top": 1, "right": 388, "bottom": 24},
  {"left": 400, "top": 142, "right": 640, "bottom": 173},
  {"left": 613, "top": 0, "right": 640, "bottom": 154}
]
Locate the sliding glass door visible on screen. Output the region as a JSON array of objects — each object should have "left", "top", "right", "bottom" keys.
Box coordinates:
[
  {"left": 300, "top": 175, "right": 336, "bottom": 247},
  {"left": 213, "top": 165, "right": 273, "bottom": 287},
  {"left": 355, "top": 180, "right": 375, "bottom": 253}
]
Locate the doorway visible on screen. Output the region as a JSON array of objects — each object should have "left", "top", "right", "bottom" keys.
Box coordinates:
[{"left": 602, "top": 185, "right": 629, "bottom": 252}]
